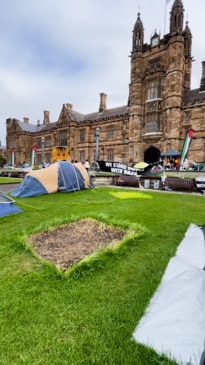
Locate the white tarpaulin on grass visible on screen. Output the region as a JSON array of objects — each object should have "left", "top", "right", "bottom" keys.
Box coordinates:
[{"left": 133, "top": 223, "right": 205, "bottom": 365}]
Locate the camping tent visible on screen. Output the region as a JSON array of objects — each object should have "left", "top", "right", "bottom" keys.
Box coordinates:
[
  {"left": 11, "top": 161, "right": 91, "bottom": 198},
  {"left": 0, "top": 190, "right": 22, "bottom": 217}
]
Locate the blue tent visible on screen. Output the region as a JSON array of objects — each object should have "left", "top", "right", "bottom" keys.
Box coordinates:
[
  {"left": 161, "top": 149, "right": 181, "bottom": 157},
  {"left": 11, "top": 161, "right": 90, "bottom": 198},
  {"left": 0, "top": 191, "right": 22, "bottom": 217}
]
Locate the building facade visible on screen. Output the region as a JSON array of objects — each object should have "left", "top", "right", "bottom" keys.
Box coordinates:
[{"left": 6, "top": 0, "right": 205, "bottom": 166}]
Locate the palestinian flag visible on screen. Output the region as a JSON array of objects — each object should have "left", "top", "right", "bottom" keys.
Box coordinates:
[{"left": 180, "top": 129, "right": 194, "bottom": 164}]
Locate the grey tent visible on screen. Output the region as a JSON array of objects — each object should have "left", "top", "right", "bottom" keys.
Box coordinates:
[{"left": 0, "top": 190, "right": 22, "bottom": 217}]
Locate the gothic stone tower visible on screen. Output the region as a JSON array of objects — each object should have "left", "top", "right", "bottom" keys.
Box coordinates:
[{"left": 128, "top": 0, "right": 192, "bottom": 163}]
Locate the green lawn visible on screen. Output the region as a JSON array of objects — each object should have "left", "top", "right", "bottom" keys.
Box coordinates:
[
  {"left": 0, "top": 187, "right": 204, "bottom": 365},
  {"left": 0, "top": 177, "right": 22, "bottom": 184}
]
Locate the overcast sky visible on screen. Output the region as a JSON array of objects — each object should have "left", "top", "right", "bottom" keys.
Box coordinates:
[{"left": 0, "top": 0, "right": 204, "bottom": 145}]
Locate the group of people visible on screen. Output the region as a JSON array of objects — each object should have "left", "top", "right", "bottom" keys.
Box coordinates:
[{"left": 164, "top": 157, "right": 180, "bottom": 170}]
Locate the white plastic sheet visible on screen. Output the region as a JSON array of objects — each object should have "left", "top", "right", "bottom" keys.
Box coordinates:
[{"left": 133, "top": 224, "right": 205, "bottom": 365}]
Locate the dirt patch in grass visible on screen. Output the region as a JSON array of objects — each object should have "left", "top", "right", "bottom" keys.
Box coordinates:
[{"left": 29, "top": 219, "right": 126, "bottom": 270}]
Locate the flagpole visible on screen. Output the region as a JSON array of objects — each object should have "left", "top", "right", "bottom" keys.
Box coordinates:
[
  {"left": 164, "top": 0, "right": 171, "bottom": 34},
  {"left": 164, "top": 1, "right": 167, "bottom": 34}
]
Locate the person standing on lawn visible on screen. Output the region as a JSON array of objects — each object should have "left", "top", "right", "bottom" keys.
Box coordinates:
[{"left": 84, "top": 159, "right": 90, "bottom": 172}]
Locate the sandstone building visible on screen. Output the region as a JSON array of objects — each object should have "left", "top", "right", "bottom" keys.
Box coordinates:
[{"left": 6, "top": 0, "right": 205, "bottom": 166}]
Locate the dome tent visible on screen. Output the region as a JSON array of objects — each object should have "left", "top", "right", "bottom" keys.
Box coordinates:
[
  {"left": 11, "top": 161, "right": 91, "bottom": 198},
  {"left": 0, "top": 190, "right": 22, "bottom": 217}
]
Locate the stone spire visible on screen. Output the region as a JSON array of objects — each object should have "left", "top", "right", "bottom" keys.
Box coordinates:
[
  {"left": 132, "top": 12, "right": 144, "bottom": 52},
  {"left": 183, "top": 21, "right": 192, "bottom": 58},
  {"left": 170, "top": 0, "right": 184, "bottom": 34}
]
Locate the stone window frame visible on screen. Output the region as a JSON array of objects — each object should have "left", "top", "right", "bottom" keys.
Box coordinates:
[
  {"left": 129, "top": 143, "right": 134, "bottom": 159},
  {"left": 121, "top": 153, "right": 126, "bottom": 163},
  {"left": 185, "top": 112, "right": 190, "bottom": 122},
  {"left": 122, "top": 134, "right": 126, "bottom": 143},
  {"left": 107, "top": 149, "right": 114, "bottom": 161},
  {"left": 150, "top": 59, "right": 160, "bottom": 69},
  {"left": 80, "top": 129, "right": 85, "bottom": 142},
  {"left": 10, "top": 140, "right": 16, "bottom": 149},
  {"left": 59, "top": 130, "right": 67, "bottom": 146},
  {"left": 36, "top": 138, "right": 41, "bottom": 148},
  {"left": 147, "top": 78, "right": 161, "bottom": 100},
  {"left": 45, "top": 136, "right": 52, "bottom": 147},
  {"left": 80, "top": 150, "right": 85, "bottom": 163},
  {"left": 107, "top": 126, "right": 115, "bottom": 140},
  {"left": 146, "top": 112, "right": 160, "bottom": 133}
]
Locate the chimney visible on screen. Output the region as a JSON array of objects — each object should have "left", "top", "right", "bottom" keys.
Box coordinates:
[
  {"left": 200, "top": 61, "right": 205, "bottom": 91},
  {"left": 43, "top": 110, "right": 50, "bottom": 125},
  {"left": 23, "top": 117, "right": 29, "bottom": 124},
  {"left": 99, "top": 93, "right": 107, "bottom": 112}
]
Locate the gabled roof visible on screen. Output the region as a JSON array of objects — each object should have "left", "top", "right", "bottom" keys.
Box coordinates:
[
  {"left": 15, "top": 104, "right": 129, "bottom": 133},
  {"left": 66, "top": 105, "right": 129, "bottom": 123},
  {"left": 16, "top": 120, "right": 58, "bottom": 134},
  {"left": 182, "top": 88, "right": 205, "bottom": 106},
  {"left": 16, "top": 120, "right": 44, "bottom": 133},
  {"left": 41, "top": 121, "right": 57, "bottom": 131}
]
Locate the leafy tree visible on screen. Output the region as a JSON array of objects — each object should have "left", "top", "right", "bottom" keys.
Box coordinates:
[{"left": 0, "top": 154, "right": 6, "bottom": 167}]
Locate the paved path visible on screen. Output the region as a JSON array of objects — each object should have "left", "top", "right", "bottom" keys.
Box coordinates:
[
  {"left": 1, "top": 182, "right": 203, "bottom": 196},
  {"left": 109, "top": 184, "right": 203, "bottom": 196}
]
